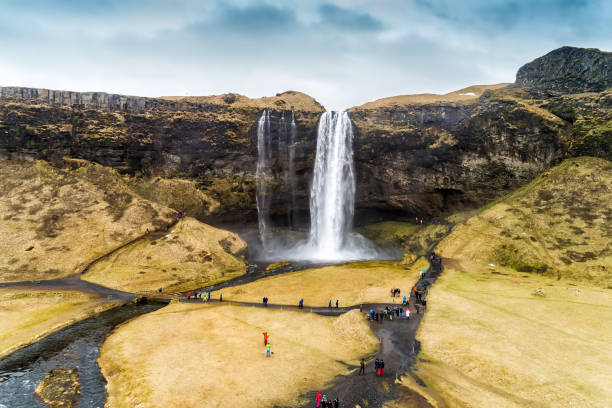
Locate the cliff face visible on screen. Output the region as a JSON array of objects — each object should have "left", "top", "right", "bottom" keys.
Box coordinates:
[
  {"left": 0, "top": 89, "right": 324, "bottom": 221},
  {"left": 1, "top": 46, "right": 610, "bottom": 221},
  {"left": 349, "top": 92, "right": 568, "bottom": 215}
]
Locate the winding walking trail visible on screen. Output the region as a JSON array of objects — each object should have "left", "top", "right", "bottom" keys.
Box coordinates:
[{"left": 1, "top": 225, "right": 445, "bottom": 408}]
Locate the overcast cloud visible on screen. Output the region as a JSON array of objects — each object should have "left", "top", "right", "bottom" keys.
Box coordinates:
[{"left": 1, "top": 0, "right": 611, "bottom": 110}]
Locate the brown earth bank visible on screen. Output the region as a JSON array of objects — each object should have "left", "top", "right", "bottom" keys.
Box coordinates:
[{"left": 1, "top": 46, "right": 610, "bottom": 223}]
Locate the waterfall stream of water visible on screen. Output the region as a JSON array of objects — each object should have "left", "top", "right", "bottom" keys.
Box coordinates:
[{"left": 256, "top": 109, "right": 271, "bottom": 248}]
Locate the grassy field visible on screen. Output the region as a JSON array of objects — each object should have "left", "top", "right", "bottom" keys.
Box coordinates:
[
  {"left": 99, "top": 303, "right": 378, "bottom": 408},
  {"left": 0, "top": 159, "right": 174, "bottom": 282},
  {"left": 83, "top": 217, "right": 247, "bottom": 293},
  {"left": 220, "top": 259, "right": 428, "bottom": 307},
  {"left": 0, "top": 287, "right": 121, "bottom": 358},
  {"left": 415, "top": 263, "right": 612, "bottom": 407},
  {"left": 410, "top": 157, "right": 612, "bottom": 407}
]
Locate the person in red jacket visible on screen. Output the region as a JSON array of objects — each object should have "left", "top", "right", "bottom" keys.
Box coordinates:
[{"left": 262, "top": 332, "right": 269, "bottom": 346}]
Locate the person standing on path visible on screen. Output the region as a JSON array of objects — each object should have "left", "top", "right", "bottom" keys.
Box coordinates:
[
  {"left": 380, "top": 359, "right": 384, "bottom": 376},
  {"left": 403, "top": 295, "right": 407, "bottom": 305},
  {"left": 374, "top": 358, "right": 380, "bottom": 376},
  {"left": 359, "top": 358, "right": 365, "bottom": 375},
  {"left": 328, "top": 299, "right": 332, "bottom": 308},
  {"left": 316, "top": 391, "right": 322, "bottom": 408},
  {"left": 335, "top": 299, "right": 339, "bottom": 308},
  {"left": 219, "top": 293, "right": 223, "bottom": 302},
  {"left": 263, "top": 332, "right": 269, "bottom": 346},
  {"left": 266, "top": 342, "right": 271, "bottom": 357}
]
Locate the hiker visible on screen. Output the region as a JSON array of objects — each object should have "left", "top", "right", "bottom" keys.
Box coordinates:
[
  {"left": 380, "top": 359, "right": 384, "bottom": 376},
  {"left": 208, "top": 291, "right": 211, "bottom": 300},
  {"left": 395, "top": 308, "right": 400, "bottom": 317},
  {"left": 266, "top": 342, "right": 271, "bottom": 357},
  {"left": 203, "top": 292, "right": 207, "bottom": 302},
  {"left": 328, "top": 299, "right": 332, "bottom": 308},
  {"left": 187, "top": 291, "right": 191, "bottom": 300},
  {"left": 359, "top": 358, "right": 365, "bottom": 375},
  {"left": 406, "top": 307, "right": 410, "bottom": 319},
  {"left": 263, "top": 332, "right": 269, "bottom": 346},
  {"left": 219, "top": 293, "right": 223, "bottom": 302},
  {"left": 403, "top": 295, "right": 407, "bottom": 304},
  {"left": 335, "top": 299, "right": 339, "bottom": 308},
  {"left": 316, "top": 391, "right": 322, "bottom": 408},
  {"left": 158, "top": 287, "right": 162, "bottom": 293},
  {"left": 299, "top": 299, "right": 303, "bottom": 308},
  {"left": 374, "top": 358, "right": 380, "bottom": 376},
  {"left": 321, "top": 394, "right": 328, "bottom": 405},
  {"left": 333, "top": 398, "right": 339, "bottom": 408}
]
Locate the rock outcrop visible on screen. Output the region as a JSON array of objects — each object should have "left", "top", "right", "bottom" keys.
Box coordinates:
[{"left": 514, "top": 46, "right": 612, "bottom": 96}]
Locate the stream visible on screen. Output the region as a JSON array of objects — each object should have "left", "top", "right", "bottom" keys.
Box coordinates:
[{"left": 0, "top": 303, "right": 163, "bottom": 408}]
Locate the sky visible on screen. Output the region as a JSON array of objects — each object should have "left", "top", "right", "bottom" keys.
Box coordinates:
[{"left": 1, "top": 0, "right": 611, "bottom": 110}]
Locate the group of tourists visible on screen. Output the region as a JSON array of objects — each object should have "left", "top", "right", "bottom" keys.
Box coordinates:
[
  {"left": 315, "top": 391, "right": 339, "bottom": 408},
  {"left": 262, "top": 296, "right": 269, "bottom": 306},
  {"left": 187, "top": 290, "right": 212, "bottom": 301},
  {"left": 328, "top": 299, "right": 339, "bottom": 308},
  {"left": 368, "top": 305, "right": 410, "bottom": 322}
]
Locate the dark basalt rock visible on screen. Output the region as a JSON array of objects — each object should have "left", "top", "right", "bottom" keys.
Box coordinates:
[{"left": 514, "top": 46, "right": 612, "bottom": 96}]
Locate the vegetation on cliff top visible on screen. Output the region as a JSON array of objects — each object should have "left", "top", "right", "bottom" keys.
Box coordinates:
[{"left": 350, "top": 83, "right": 509, "bottom": 110}]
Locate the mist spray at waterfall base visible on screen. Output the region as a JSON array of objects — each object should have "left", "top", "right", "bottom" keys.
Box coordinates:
[{"left": 255, "top": 111, "right": 388, "bottom": 263}]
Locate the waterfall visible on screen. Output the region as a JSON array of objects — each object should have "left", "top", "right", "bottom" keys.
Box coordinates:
[
  {"left": 256, "top": 109, "right": 271, "bottom": 248},
  {"left": 288, "top": 111, "right": 298, "bottom": 227},
  {"left": 308, "top": 111, "right": 356, "bottom": 256},
  {"left": 253, "top": 109, "right": 382, "bottom": 262}
]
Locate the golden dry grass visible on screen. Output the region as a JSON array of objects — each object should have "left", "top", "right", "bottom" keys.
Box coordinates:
[
  {"left": 160, "top": 90, "right": 325, "bottom": 113},
  {"left": 221, "top": 260, "right": 428, "bottom": 307},
  {"left": 411, "top": 157, "right": 612, "bottom": 407},
  {"left": 99, "top": 303, "right": 378, "bottom": 408},
  {"left": 0, "top": 287, "right": 121, "bottom": 358},
  {"left": 83, "top": 217, "right": 247, "bottom": 293},
  {"left": 352, "top": 84, "right": 509, "bottom": 109},
  {"left": 0, "top": 159, "right": 174, "bottom": 282},
  {"left": 437, "top": 157, "right": 612, "bottom": 288},
  {"left": 416, "top": 262, "right": 612, "bottom": 407}
]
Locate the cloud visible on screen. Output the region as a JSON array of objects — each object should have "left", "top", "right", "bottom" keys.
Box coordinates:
[
  {"left": 317, "top": 3, "right": 384, "bottom": 31},
  {"left": 0, "top": 0, "right": 611, "bottom": 110}
]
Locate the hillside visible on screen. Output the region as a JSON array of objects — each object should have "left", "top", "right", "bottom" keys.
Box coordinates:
[
  {"left": 410, "top": 157, "right": 612, "bottom": 407},
  {"left": 0, "top": 158, "right": 247, "bottom": 286},
  {"left": 438, "top": 156, "right": 612, "bottom": 287}
]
